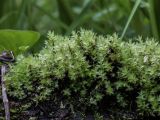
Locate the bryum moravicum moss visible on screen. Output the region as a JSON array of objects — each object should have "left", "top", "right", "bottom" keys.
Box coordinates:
[{"left": 2, "top": 29, "right": 160, "bottom": 118}]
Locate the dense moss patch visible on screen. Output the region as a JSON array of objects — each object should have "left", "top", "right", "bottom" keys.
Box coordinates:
[{"left": 1, "top": 30, "right": 160, "bottom": 119}]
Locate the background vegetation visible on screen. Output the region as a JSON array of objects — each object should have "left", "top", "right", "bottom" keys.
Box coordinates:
[{"left": 0, "top": 0, "right": 160, "bottom": 40}]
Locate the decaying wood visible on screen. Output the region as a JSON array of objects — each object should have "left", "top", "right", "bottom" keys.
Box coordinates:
[{"left": 1, "top": 65, "right": 10, "bottom": 120}]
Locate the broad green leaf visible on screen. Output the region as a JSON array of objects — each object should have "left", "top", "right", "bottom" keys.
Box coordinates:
[{"left": 0, "top": 29, "right": 40, "bottom": 55}]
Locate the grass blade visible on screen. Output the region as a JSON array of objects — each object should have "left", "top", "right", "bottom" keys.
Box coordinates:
[
  {"left": 57, "top": 0, "right": 74, "bottom": 25},
  {"left": 66, "top": 0, "right": 96, "bottom": 35},
  {"left": 148, "top": 0, "right": 160, "bottom": 40},
  {"left": 121, "top": 0, "right": 142, "bottom": 39},
  {"left": 34, "top": 4, "right": 68, "bottom": 31}
]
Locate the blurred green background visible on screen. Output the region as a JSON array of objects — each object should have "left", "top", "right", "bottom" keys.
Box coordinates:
[{"left": 0, "top": 0, "right": 160, "bottom": 40}]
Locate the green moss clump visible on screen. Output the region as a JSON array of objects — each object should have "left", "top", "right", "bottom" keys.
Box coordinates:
[{"left": 2, "top": 30, "right": 160, "bottom": 118}]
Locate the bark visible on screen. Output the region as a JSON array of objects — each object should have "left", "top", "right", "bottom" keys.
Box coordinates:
[{"left": 1, "top": 65, "right": 10, "bottom": 120}]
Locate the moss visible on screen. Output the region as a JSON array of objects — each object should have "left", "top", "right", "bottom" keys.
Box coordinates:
[{"left": 1, "top": 29, "right": 160, "bottom": 118}]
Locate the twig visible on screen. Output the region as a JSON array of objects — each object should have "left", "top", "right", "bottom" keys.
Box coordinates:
[{"left": 1, "top": 65, "right": 10, "bottom": 120}]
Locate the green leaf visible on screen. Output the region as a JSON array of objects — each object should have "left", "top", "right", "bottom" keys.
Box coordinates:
[{"left": 0, "top": 29, "right": 40, "bottom": 55}]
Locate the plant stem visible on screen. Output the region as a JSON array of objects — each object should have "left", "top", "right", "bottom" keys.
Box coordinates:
[{"left": 1, "top": 65, "right": 10, "bottom": 120}]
